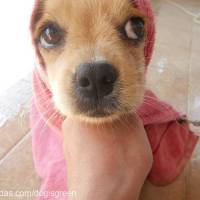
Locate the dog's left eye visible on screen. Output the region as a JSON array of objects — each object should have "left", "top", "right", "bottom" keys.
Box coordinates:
[
  {"left": 123, "top": 17, "right": 145, "bottom": 41},
  {"left": 39, "top": 24, "right": 64, "bottom": 49}
]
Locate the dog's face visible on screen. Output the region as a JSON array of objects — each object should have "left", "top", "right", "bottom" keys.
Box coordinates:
[{"left": 32, "top": 0, "right": 147, "bottom": 122}]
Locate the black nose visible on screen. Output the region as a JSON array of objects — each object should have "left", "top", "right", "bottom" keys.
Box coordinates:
[{"left": 75, "top": 62, "right": 118, "bottom": 99}]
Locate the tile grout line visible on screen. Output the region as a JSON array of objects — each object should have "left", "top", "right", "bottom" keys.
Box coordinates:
[
  {"left": 187, "top": 22, "right": 195, "bottom": 119},
  {"left": 0, "top": 132, "right": 31, "bottom": 167},
  {"left": 189, "top": 52, "right": 194, "bottom": 121},
  {"left": 165, "top": 0, "right": 200, "bottom": 24}
]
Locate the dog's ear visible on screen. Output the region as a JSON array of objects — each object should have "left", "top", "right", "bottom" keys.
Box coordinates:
[{"left": 30, "top": 0, "right": 44, "bottom": 32}]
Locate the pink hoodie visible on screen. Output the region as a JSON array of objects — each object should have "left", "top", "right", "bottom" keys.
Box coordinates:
[{"left": 30, "top": 0, "right": 198, "bottom": 199}]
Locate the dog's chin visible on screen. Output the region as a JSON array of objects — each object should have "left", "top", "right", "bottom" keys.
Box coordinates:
[
  {"left": 72, "top": 104, "right": 135, "bottom": 124},
  {"left": 77, "top": 112, "right": 123, "bottom": 124},
  {"left": 57, "top": 104, "right": 129, "bottom": 124},
  {"left": 55, "top": 94, "right": 142, "bottom": 124}
]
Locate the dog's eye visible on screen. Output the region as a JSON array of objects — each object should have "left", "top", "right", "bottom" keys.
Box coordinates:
[
  {"left": 124, "top": 17, "right": 145, "bottom": 41},
  {"left": 39, "top": 24, "right": 64, "bottom": 49}
]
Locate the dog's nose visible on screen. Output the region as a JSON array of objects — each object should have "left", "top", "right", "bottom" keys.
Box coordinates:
[{"left": 75, "top": 62, "right": 117, "bottom": 99}]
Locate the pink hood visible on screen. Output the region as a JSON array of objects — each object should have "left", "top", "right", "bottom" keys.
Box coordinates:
[{"left": 30, "top": 0, "right": 198, "bottom": 199}]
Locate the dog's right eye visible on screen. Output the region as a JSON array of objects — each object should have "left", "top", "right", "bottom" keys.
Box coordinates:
[{"left": 39, "top": 24, "right": 64, "bottom": 49}]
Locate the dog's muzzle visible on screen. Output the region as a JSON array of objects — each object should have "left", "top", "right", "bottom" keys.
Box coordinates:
[{"left": 73, "top": 62, "right": 118, "bottom": 117}]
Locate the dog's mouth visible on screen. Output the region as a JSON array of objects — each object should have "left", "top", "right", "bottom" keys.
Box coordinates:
[
  {"left": 86, "top": 109, "right": 114, "bottom": 118},
  {"left": 70, "top": 61, "right": 121, "bottom": 119},
  {"left": 75, "top": 95, "right": 120, "bottom": 118}
]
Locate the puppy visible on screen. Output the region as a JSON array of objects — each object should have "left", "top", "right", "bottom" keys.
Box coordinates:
[
  {"left": 31, "top": 0, "right": 148, "bottom": 123},
  {"left": 30, "top": 1, "right": 200, "bottom": 191}
]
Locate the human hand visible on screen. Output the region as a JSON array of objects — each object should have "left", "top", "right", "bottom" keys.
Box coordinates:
[{"left": 62, "top": 114, "right": 153, "bottom": 200}]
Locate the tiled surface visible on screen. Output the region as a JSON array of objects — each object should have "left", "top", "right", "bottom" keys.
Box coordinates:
[
  {"left": 148, "top": 0, "right": 198, "bottom": 114},
  {"left": 172, "top": 0, "right": 200, "bottom": 14},
  {"left": 149, "top": 0, "right": 200, "bottom": 125},
  {"left": 0, "top": 109, "right": 29, "bottom": 160},
  {"left": 0, "top": 0, "right": 199, "bottom": 199},
  {"left": 0, "top": 111, "right": 40, "bottom": 200},
  {"left": 141, "top": 0, "right": 200, "bottom": 199},
  {"left": 188, "top": 24, "right": 200, "bottom": 121},
  {"left": 0, "top": 134, "right": 40, "bottom": 200}
]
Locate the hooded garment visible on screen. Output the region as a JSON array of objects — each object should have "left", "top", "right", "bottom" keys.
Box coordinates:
[{"left": 30, "top": 0, "right": 199, "bottom": 199}]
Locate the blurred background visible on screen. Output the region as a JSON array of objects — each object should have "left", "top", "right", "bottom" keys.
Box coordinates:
[
  {"left": 0, "top": 0, "right": 34, "bottom": 93},
  {"left": 0, "top": 0, "right": 199, "bottom": 199}
]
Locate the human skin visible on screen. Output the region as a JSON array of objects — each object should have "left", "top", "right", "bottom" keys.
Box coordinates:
[{"left": 62, "top": 114, "right": 153, "bottom": 200}]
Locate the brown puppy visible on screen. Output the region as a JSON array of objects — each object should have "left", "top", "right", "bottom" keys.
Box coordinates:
[{"left": 32, "top": 0, "right": 147, "bottom": 123}]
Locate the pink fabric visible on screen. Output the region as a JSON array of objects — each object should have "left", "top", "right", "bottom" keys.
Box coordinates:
[{"left": 30, "top": 0, "right": 198, "bottom": 199}]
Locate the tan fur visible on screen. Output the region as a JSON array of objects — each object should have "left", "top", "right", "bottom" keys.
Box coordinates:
[{"left": 33, "top": 0, "right": 147, "bottom": 122}]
